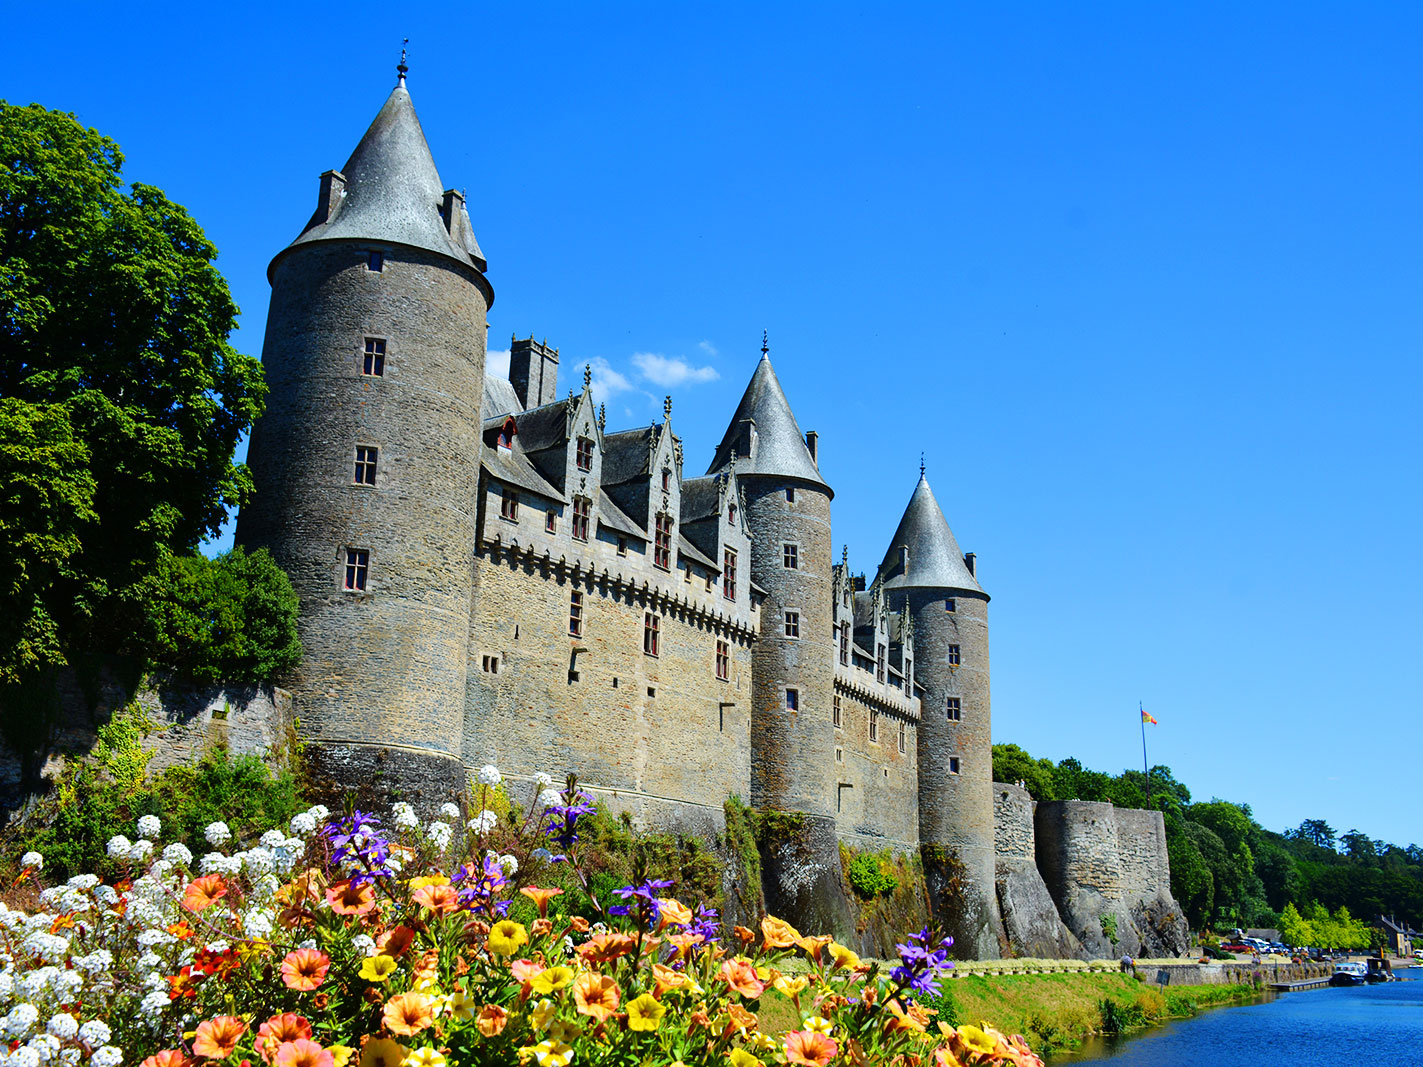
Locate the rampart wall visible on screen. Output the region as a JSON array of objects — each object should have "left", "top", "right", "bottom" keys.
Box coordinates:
[
  {"left": 991, "top": 783, "right": 1081, "bottom": 958},
  {"left": 832, "top": 682, "right": 919, "bottom": 852}
]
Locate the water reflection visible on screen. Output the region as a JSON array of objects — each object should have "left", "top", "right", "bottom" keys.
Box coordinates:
[{"left": 1051, "top": 969, "right": 1423, "bottom": 1065}]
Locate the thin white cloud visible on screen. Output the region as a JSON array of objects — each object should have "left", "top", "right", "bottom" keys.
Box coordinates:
[
  {"left": 698, "top": 340, "right": 718, "bottom": 359},
  {"left": 570, "top": 357, "right": 638, "bottom": 407},
  {"left": 631, "top": 351, "right": 720, "bottom": 388},
  {"left": 486, "top": 348, "right": 510, "bottom": 379}
]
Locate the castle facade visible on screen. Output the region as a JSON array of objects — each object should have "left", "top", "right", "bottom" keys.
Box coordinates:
[{"left": 239, "top": 74, "right": 1186, "bottom": 960}]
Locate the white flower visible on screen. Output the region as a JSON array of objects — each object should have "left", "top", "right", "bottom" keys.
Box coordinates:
[
  {"left": 128, "top": 840, "right": 154, "bottom": 862},
  {"left": 65, "top": 875, "right": 99, "bottom": 891},
  {"left": 499, "top": 853, "right": 519, "bottom": 874},
  {"left": 89, "top": 1048, "right": 122, "bottom": 1067},
  {"left": 477, "top": 764, "right": 501, "bottom": 786},
  {"left": 20, "top": 853, "right": 42, "bottom": 871},
  {"left": 60, "top": 1049, "right": 80, "bottom": 1067},
  {"left": 27, "top": 1033, "right": 59, "bottom": 1064},
  {"left": 289, "top": 812, "right": 317, "bottom": 836},
  {"left": 138, "top": 991, "right": 169, "bottom": 1018},
  {"left": 76, "top": 1021, "right": 110, "bottom": 1047},
  {"left": 259, "top": 830, "right": 286, "bottom": 850},
  {"left": 440, "top": 802, "right": 461, "bottom": 820},
  {"left": 537, "top": 789, "right": 562, "bottom": 809},
  {"left": 45, "top": 1015, "right": 76, "bottom": 1041},
  {"left": 161, "top": 842, "right": 193, "bottom": 866},
  {"left": 136, "top": 953, "right": 162, "bottom": 973},
  {"left": 240, "top": 848, "right": 274, "bottom": 875},
  {"left": 136, "top": 815, "right": 161, "bottom": 839},
  {"left": 10, "top": 1046, "right": 40, "bottom": 1067},
  {"left": 468, "top": 809, "right": 498, "bottom": 835},
  {"left": 350, "top": 934, "right": 375, "bottom": 957},
  {"left": 298, "top": 938, "right": 317, "bottom": 951},
  {"left": 244, "top": 911, "right": 274, "bottom": 939},
  {"left": 391, "top": 803, "right": 419, "bottom": 830},
  {"left": 426, "top": 822, "right": 452, "bottom": 850},
  {"left": 51, "top": 973, "right": 82, "bottom": 1000},
  {"left": 104, "top": 836, "right": 132, "bottom": 860},
  {"left": 203, "top": 822, "right": 231, "bottom": 846},
  {"left": 5, "top": 1003, "right": 38, "bottom": 1038},
  {"left": 73, "top": 951, "right": 112, "bottom": 975},
  {"left": 534, "top": 772, "right": 554, "bottom": 789},
  {"left": 306, "top": 804, "right": 330, "bottom": 822},
  {"left": 136, "top": 930, "right": 174, "bottom": 949}
]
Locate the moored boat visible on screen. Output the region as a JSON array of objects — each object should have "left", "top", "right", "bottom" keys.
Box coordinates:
[{"left": 1332, "top": 960, "right": 1368, "bottom": 985}]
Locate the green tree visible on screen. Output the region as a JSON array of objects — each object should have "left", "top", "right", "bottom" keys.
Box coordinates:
[
  {"left": 1052, "top": 757, "right": 1114, "bottom": 802},
  {"left": 1340, "top": 829, "right": 1378, "bottom": 865},
  {"left": 990, "top": 743, "right": 1057, "bottom": 801},
  {"left": 1290, "top": 819, "right": 1337, "bottom": 850},
  {"left": 1167, "top": 824, "right": 1214, "bottom": 928},
  {"left": 1278, "top": 902, "right": 1314, "bottom": 948},
  {"left": 0, "top": 102, "right": 265, "bottom": 699}
]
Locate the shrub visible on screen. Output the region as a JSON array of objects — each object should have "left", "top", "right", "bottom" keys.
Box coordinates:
[{"left": 847, "top": 850, "right": 900, "bottom": 898}]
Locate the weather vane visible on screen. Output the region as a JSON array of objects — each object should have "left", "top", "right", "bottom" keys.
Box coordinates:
[
  {"left": 761, "top": 330, "right": 769, "bottom": 356},
  {"left": 920, "top": 452, "right": 925, "bottom": 478},
  {"left": 397, "top": 39, "right": 409, "bottom": 84}
]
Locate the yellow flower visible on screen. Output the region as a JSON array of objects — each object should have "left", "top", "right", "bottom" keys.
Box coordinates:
[
  {"left": 955, "top": 1025, "right": 998, "bottom": 1057},
  {"left": 530, "top": 965, "right": 575, "bottom": 994},
  {"left": 727, "top": 1050, "right": 761, "bottom": 1067},
  {"left": 750, "top": 1033, "right": 778, "bottom": 1053},
  {"left": 489, "top": 920, "right": 529, "bottom": 957},
  {"left": 446, "top": 987, "right": 476, "bottom": 1022},
  {"left": 530, "top": 998, "right": 557, "bottom": 1031},
  {"left": 548, "top": 1019, "right": 582, "bottom": 1044},
  {"left": 773, "top": 974, "right": 809, "bottom": 998},
  {"left": 359, "top": 954, "right": 399, "bottom": 983},
  {"left": 406, "top": 1051, "right": 446, "bottom": 1067},
  {"left": 359, "top": 1039, "right": 409, "bottom": 1067},
  {"left": 626, "top": 993, "right": 666, "bottom": 1032},
  {"left": 409, "top": 874, "right": 450, "bottom": 890},
  {"left": 827, "top": 942, "right": 861, "bottom": 971},
  {"left": 329, "top": 1047, "right": 355, "bottom": 1067},
  {"left": 803, "top": 1017, "right": 833, "bottom": 1035},
  {"left": 527, "top": 1041, "right": 574, "bottom": 1067}
]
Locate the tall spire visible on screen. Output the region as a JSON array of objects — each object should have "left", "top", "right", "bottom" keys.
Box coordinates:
[
  {"left": 706, "top": 348, "right": 830, "bottom": 494},
  {"left": 879, "top": 474, "right": 984, "bottom": 596}
]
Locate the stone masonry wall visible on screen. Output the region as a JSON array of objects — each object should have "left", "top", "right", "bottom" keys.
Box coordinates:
[
  {"left": 833, "top": 684, "right": 919, "bottom": 852},
  {"left": 991, "top": 783, "right": 1081, "bottom": 958}
]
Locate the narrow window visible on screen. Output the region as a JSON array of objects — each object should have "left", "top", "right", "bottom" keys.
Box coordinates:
[
  {"left": 500, "top": 486, "right": 519, "bottom": 521},
  {"left": 722, "top": 549, "right": 737, "bottom": 601},
  {"left": 835, "top": 747, "right": 843, "bottom": 764},
  {"left": 576, "top": 436, "right": 594, "bottom": 472},
  {"left": 353, "top": 445, "right": 378, "bottom": 485},
  {"left": 662, "top": 469, "right": 671, "bottom": 492},
  {"left": 946, "top": 697, "right": 961, "bottom": 721},
  {"left": 783, "top": 543, "right": 798, "bottom": 570},
  {"left": 945, "top": 598, "right": 956, "bottom": 613},
  {"left": 898, "top": 721, "right": 906, "bottom": 754},
  {"left": 343, "top": 547, "right": 369, "bottom": 591},
  {"left": 569, "top": 591, "right": 583, "bottom": 637},
  {"left": 785, "top": 487, "right": 795, "bottom": 503},
  {"left": 545, "top": 511, "right": 556, "bottom": 533},
  {"left": 617, "top": 535, "right": 628, "bottom": 556},
  {"left": 784, "top": 611, "right": 800, "bottom": 639},
  {"left": 728, "top": 503, "right": 737, "bottom": 525},
  {"left": 833, "top": 694, "right": 842, "bottom": 729},
  {"left": 876, "top": 643, "right": 886, "bottom": 683},
  {"left": 363, "top": 337, "right": 386, "bottom": 376},
  {"left": 643, "top": 612, "right": 660, "bottom": 656},
  {"left": 786, "top": 688, "right": 799, "bottom": 712},
  {"left": 572, "top": 498, "right": 590, "bottom": 541},
  {"left": 904, "top": 659, "right": 912, "bottom": 694},
  {"left": 949, "top": 757, "right": 961, "bottom": 775},
  {"left": 839, "top": 624, "right": 849, "bottom": 666},
  {"left": 716, "top": 640, "right": 730, "bottom": 681},
  {"left": 482, "top": 654, "right": 500, "bottom": 674},
  {"left": 948, "top": 644, "right": 961, "bottom": 666},
  {"left": 654, "top": 513, "right": 673, "bottom": 569},
  {"left": 367, "top": 251, "right": 384, "bottom": 273},
  {"left": 869, "top": 709, "right": 879, "bottom": 743}
]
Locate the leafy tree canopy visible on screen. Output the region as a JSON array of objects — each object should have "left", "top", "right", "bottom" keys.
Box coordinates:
[{"left": 0, "top": 101, "right": 265, "bottom": 687}]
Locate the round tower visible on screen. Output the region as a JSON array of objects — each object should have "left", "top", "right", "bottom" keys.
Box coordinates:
[
  {"left": 708, "top": 347, "right": 851, "bottom": 936},
  {"left": 237, "top": 72, "right": 492, "bottom": 802},
  {"left": 880, "top": 474, "right": 1004, "bottom": 959}
]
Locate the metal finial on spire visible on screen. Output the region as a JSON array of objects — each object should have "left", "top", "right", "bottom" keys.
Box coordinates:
[
  {"left": 664, "top": 395, "right": 672, "bottom": 419},
  {"left": 397, "top": 39, "right": 409, "bottom": 85},
  {"left": 760, "top": 330, "right": 769, "bottom": 356},
  {"left": 583, "top": 364, "right": 592, "bottom": 390},
  {"left": 920, "top": 452, "right": 925, "bottom": 478}
]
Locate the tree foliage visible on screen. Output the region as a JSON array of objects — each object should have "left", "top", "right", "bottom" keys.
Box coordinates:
[{"left": 0, "top": 100, "right": 266, "bottom": 692}]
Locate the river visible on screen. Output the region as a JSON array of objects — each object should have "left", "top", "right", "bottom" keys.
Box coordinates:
[{"left": 1052, "top": 968, "right": 1423, "bottom": 1065}]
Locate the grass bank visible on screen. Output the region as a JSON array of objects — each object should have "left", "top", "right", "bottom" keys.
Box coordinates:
[{"left": 919, "top": 972, "right": 1258, "bottom": 1054}]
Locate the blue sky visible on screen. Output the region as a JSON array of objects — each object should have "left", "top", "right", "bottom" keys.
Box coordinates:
[{"left": 9, "top": 3, "right": 1422, "bottom": 846}]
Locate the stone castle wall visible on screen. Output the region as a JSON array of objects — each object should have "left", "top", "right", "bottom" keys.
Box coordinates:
[
  {"left": 991, "top": 783, "right": 1081, "bottom": 958},
  {"left": 832, "top": 683, "right": 919, "bottom": 852}
]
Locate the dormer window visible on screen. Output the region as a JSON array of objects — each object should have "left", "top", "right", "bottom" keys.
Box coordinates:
[
  {"left": 576, "top": 436, "right": 593, "bottom": 472},
  {"left": 654, "top": 513, "right": 673, "bottom": 570},
  {"left": 661, "top": 469, "right": 671, "bottom": 492},
  {"left": 497, "top": 417, "right": 517, "bottom": 451}
]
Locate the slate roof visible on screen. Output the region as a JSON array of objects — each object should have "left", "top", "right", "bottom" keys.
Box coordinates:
[
  {"left": 707, "top": 356, "right": 831, "bottom": 494},
  {"left": 482, "top": 445, "right": 565, "bottom": 503},
  {"left": 678, "top": 534, "right": 717, "bottom": 570},
  {"left": 679, "top": 475, "right": 724, "bottom": 523},
  {"left": 879, "top": 475, "right": 986, "bottom": 597},
  {"left": 596, "top": 491, "right": 645, "bottom": 539},
  {"left": 282, "top": 82, "right": 488, "bottom": 276},
  {"left": 601, "top": 427, "right": 655, "bottom": 485},
  {"left": 482, "top": 376, "right": 522, "bottom": 421},
  {"left": 515, "top": 399, "right": 573, "bottom": 453}
]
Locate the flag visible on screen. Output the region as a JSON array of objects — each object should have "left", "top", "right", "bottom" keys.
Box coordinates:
[{"left": 1141, "top": 710, "right": 1158, "bottom": 725}]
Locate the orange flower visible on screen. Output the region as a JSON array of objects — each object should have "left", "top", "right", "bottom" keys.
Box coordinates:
[
  {"left": 475, "top": 1005, "right": 509, "bottom": 1037},
  {"left": 275, "top": 1041, "right": 334, "bottom": 1067},
  {"left": 511, "top": 959, "right": 545, "bottom": 985},
  {"left": 651, "top": 963, "right": 686, "bottom": 997},
  {"left": 519, "top": 885, "right": 564, "bottom": 917},
  {"left": 411, "top": 949, "right": 440, "bottom": 987},
  {"left": 257, "top": 1015, "right": 314, "bottom": 1065},
  {"left": 761, "top": 916, "right": 801, "bottom": 949},
  {"left": 657, "top": 898, "right": 693, "bottom": 927},
  {"left": 577, "top": 931, "right": 637, "bottom": 965},
  {"left": 183, "top": 875, "right": 229, "bottom": 913},
  {"left": 732, "top": 925, "right": 757, "bottom": 947},
  {"left": 167, "top": 921, "right": 195, "bottom": 940},
  {"left": 167, "top": 967, "right": 204, "bottom": 1002},
  {"left": 382, "top": 992, "right": 436, "bottom": 1036},
  {"left": 573, "top": 972, "right": 622, "bottom": 1021},
  {"left": 411, "top": 883, "right": 461, "bottom": 915},
  {"left": 280, "top": 949, "right": 332, "bottom": 991},
  {"left": 193, "top": 1016, "right": 246, "bottom": 1060},
  {"left": 665, "top": 931, "right": 705, "bottom": 961},
  {"left": 884, "top": 998, "right": 929, "bottom": 1034},
  {"left": 785, "top": 1030, "right": 839, "bottom": 1067},
  {"left": 567, "top": 915, "right": 591, "bottom": 933},
  {"left": 141, "top": 1053, "right": 194, "bottom": 1067},
  {"left": 797, "top": 933, "right": 834, "bottom": 959},
  {"left": 530, "top": 918, "right": 554, "bottom": 938},
  {"left": 326, "top": 879, "right": 376, "bottom": 916},
  {"left": 726, "top": 1003, "right": 759, "bottom": 1034},
  {"left": 719, "top": 957, "right": 766, "bottom": 999},
  {"left": 376, "top": 926, "right": 416, "bottom": 957}
]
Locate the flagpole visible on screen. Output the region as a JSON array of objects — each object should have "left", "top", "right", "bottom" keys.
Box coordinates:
[{"left": 1140, "top": 701, "right": 1151, "bottom": 810}]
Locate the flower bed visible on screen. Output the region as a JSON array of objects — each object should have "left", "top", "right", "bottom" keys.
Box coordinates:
[{"left": 0, "top": 771, "right": 1042, "bottom": 1067}]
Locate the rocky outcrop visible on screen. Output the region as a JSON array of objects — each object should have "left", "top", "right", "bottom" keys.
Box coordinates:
[{"left": 992, "top": 783, "right": 1082, "bottom": 958}]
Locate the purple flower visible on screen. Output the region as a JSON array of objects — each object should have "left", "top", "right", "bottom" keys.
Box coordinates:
[
  {"left": 323, "top": 811, "right": 395, "bottom": 883},
  {"left": 455, "top": 854, "right": 511, "bottom": 917},
  {"left": 607, "top": 878, "right": 675, "bottom": 926},
  {"left": 890, "top": 927, "right": 954, "bottom": 999},
  {"left": 543, "top": 793, "right": 596, "bottom": 850}
]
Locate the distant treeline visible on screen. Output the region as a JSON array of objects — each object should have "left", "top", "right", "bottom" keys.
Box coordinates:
[{"left": 993, "top": 743, "right": 1422, "bottom": 934}]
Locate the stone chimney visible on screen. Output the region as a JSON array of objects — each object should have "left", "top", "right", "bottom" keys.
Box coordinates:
[
  {"left": 963, "top": 552, "right": 976, "bottom": 577},
  {"left": 314, "top": 170, "right": 346, "bottom": 225},
  {"left": 805, "top": 430, "right": 819, "bottom": 466},
  {"left": 509, "top": 337, "right": 560, "bottom": 410}
]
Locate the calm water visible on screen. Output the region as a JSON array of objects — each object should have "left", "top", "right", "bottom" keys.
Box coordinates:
[{"left": 1054, "top": 969, "right": 1423, "bottom": 1066}]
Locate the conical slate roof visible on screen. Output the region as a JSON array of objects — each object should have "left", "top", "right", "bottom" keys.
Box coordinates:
[
  {"left": 284, "top": 81, "right": 486, "bottom": 273},
  {"left": 879, "top": 475, "right": 985, "bottom": 596},
  {"left": 707, "top": 355, "right": 831, "bottom": 494}
]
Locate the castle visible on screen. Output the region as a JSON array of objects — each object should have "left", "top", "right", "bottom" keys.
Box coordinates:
[{"left": 237, "top": 71, "right": 1188, "bottom": 960}]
